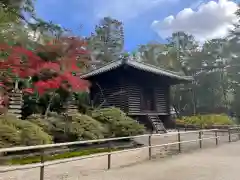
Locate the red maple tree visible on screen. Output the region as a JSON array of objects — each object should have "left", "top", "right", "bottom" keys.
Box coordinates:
[{"left": 0, "top": 36, "right": 90, "bottom": 95}]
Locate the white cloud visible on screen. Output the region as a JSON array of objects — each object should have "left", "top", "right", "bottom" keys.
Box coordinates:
[
  {"left": 94, "top": 0, "right": 179, "bottom": 21},
  {"left": 152, "top": 0, "right": 238, "bottom": 42},
  {"left": 190, "top": 0, "right": 204, "bottom": 10}
]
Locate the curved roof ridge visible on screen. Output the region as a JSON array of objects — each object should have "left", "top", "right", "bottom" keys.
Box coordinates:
[
  {"left": 126, "top": 57, "right": 187, "bottom": 76},
  {"left": 80, "top": 57, "right": 193, "bottom": 81}
]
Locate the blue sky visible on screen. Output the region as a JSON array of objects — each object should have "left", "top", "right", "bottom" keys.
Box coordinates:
[{"left": 35, "top": 0, "right": 238, "bottom": 51}]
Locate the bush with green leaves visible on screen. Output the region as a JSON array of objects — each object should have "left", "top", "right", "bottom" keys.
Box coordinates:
[
  {"left": 0, "top": 123, "right": 22, "bottom": 148},
  {"left": 176, "top": 114, "right": 234, "bottom": 128},
  {"left": 91, "top": 107, "right": 145, "bottom": 137},
  {"left": 68, "top": 113, "right": 105, "bottom": 140},
  {"left": 27, "top": 113, "right": 105, "bottom": 142},
  {"left": 26, "top": 114, "right": 55, "bottom": 134},
  {"left": 8, "top": 107, "right": 145, "bottom": 146},
  {"left": 0, "top": 115, "right": 52, "bottom": 148}
]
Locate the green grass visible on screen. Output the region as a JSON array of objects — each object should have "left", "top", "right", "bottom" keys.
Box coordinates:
[{"left": 6, "top": 147, "right": 121, "bottom": 165}]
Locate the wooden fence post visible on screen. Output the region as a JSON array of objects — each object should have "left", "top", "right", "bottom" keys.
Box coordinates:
[
  {"left": 177, "top": 129, "right": 181, "bottom": 153},
  {"left": 40, "top": 149, "right": 45, "bottom": 180},
  {"left": 107, "top": 141, "right": 111, "bottom": 170},
  {"left": 215, "top": 130, "right": 218, "bottom": 146},
  {"left": 199, "top": 131, "right": 202, "bottom": 148},
  {"left": 228, "top": 128, "right": 231, "bottom": 143},
  {"left": 238, "top": 128, "right": 240, "bottom": 140},
  {"left": 148, "top": 134, "right": 152, "bottom": 160}
]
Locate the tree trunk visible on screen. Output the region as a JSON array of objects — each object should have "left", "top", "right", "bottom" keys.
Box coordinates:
[{"left": 44, "top": 92, "right": 56, "bottom": 119}]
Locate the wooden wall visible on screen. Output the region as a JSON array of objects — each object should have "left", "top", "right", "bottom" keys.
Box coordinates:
[
  {"left": 126, "top": 84, "right": 170, "bottom": 115},
  {"left": 154, "top": 86, "right": 170, "bottom": 115},
  {"left": 127, "top": 83, "right": 141, "bottom": 114},
  {"left": 91, "top": 83, "right": 127, "bottom": 111},
  {"left": 87, "top": 66, "right": 171, "bottom": 115}
]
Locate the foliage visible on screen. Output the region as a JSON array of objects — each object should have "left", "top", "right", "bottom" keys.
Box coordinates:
[
  {"left": 74, "top": 91, "right": 91, "bottom": 114},
  {"left": 33, "top": 36, "right": 90, "bottom": 116},
  {"left": 87, "top": 17, "right": 124, "bottom": 66},
  {"left": 176, "top": 114, "right": 234, "bottom": 128},
  {"left": 0, "top": 35, "right": 90, "bottom": 117},
  {"left": 0, "top": 115, "right": 52, "bottom": 148},
  {"left": 65, "top": 113, "right": 105, "bottom": 140},
  {"left": 27, "top": 108, "right": 145, "bottom": 142},
  {"left": 0, "top": 123, "right": 21, "bottom": 148},
  {"left": 26, "top": 114, "right": 54, "bottom": 133},
  {"left": 23, "top": 36, "right": 89, "bottom": 94},
  {"left": 138, "top": 31, "right": 232, "bottom": 117},
  {"left": 27, "top": 113, "right": 105, "bottom": 142},
  {"left": 138, "top": 43, "right": 183, "bottom": 73},
  {"left": 2, "top": 1, "right": 240, "bottom": 150},
  {"left": 0, "top": 0, "right": 66, "bottom": 37},
  {"left": 92, "top": 107, "right": 145, "bottom": 137},
  {"left": 0, "top": 0, "right": 90, "bottom": 118}
]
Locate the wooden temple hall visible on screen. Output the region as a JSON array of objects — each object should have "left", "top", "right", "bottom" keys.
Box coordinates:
[{"left": 81, "top": 58, "right": 192, "bottom": 133}]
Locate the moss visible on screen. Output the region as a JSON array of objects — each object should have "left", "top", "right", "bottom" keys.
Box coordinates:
[{"left": 7, "top": 147, "right": 121, "bottom": 165}]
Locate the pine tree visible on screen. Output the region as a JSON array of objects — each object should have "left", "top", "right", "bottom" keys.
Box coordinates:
[{"left": 88, "top": 17, "right": 124, "bottom": 65}]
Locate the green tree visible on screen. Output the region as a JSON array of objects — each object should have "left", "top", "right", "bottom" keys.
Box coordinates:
[
  {"left": 224, "top": 6, "right": 240, "bottom": 119},
  {"left": 176, "top": 38, "right": 229, "bottom": 115},
  {"left": 0, "top": 0, "right": 66, "bottom": 41},
  {"left": 87, "top": 17, "right": 124, "bottom": 65}
]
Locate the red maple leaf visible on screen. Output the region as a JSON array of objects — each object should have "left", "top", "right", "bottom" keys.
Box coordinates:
[
  {"left": 22, "top": 88, "right": 34, "bottom": 94},
  {"left": 0, "top": 35, "right": 90, "bottom": 95}
]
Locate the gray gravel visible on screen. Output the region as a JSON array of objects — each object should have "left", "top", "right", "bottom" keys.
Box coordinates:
[
  {"left": 0, "top": 132, "right": 239, "bottom": 180},
  {"left": 75, "top": 141, "right": 240, "bottom": 180}
]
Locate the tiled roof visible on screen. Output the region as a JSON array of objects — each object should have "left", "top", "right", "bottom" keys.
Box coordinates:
[
  {"left": 80, "top": 60, "right": 123, "bottom": 78},
  {"left": 80, "top": 58, "right": 193, "bottom": 81}
]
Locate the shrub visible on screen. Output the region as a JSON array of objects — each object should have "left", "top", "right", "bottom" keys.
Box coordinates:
[
  {"left": 176, "top": 114, "right": 234, "bottom": 128},
  {"left": 27, "top": 107, "right": 146, "bottom": 142},
  {"left": 0, "top": 114, "right": 52, "bottom": 147},
  {"left": 20, "top": 122, "right": 52, "bottom": 146},
  {"left": 26, "top": 114, "right": 54, "bottom": 134},
  {"left": 27, "top": 114, "right": 70, "bottom": 142},
  {"left": 27, "top": 113, "right": 105, "bottom": 142},
  {"left": 69, "top": 113, "right": 105, "bottom": 140},
  {"left": 0, "top": 123, "right": 22, "bottom": 148},
  {"left": 91, "top": 107, "right": 145, "bottom": 137}
]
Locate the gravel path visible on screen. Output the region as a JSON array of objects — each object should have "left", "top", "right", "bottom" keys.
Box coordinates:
[
  {"left": 0, "top": 132, "right": 238, "bottom": 180},
  {"left": 73, "top": 141, "right": 240, "bottom": 180}
]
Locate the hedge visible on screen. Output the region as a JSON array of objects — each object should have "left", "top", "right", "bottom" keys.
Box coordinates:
[
  {"left": 1, "top": 107, "right": 146, "bottom": 148},
  {"left": 0, "top": 115, "right": 52, "bottom": 148},
  {"left": 92, "top": 107, "right": 145, "bottom": 137},
  {"left": 27, "top": 113, "right": 105, "bottom": 142},
  {"left": 176, "top": 114, "right": 234, "bottom": 128}
]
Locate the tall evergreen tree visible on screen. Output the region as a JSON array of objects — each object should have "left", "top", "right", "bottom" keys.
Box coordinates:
[{"left": 87, "top": 17, "right": 124, "bottom": 66}]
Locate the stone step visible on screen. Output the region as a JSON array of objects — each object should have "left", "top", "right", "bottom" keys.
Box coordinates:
[
  {"left": 9, "top": 105, "right": 22, "bottom": 108},
  {"left": 148, "top": 115, "right": 167, "bottom": 133}
]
